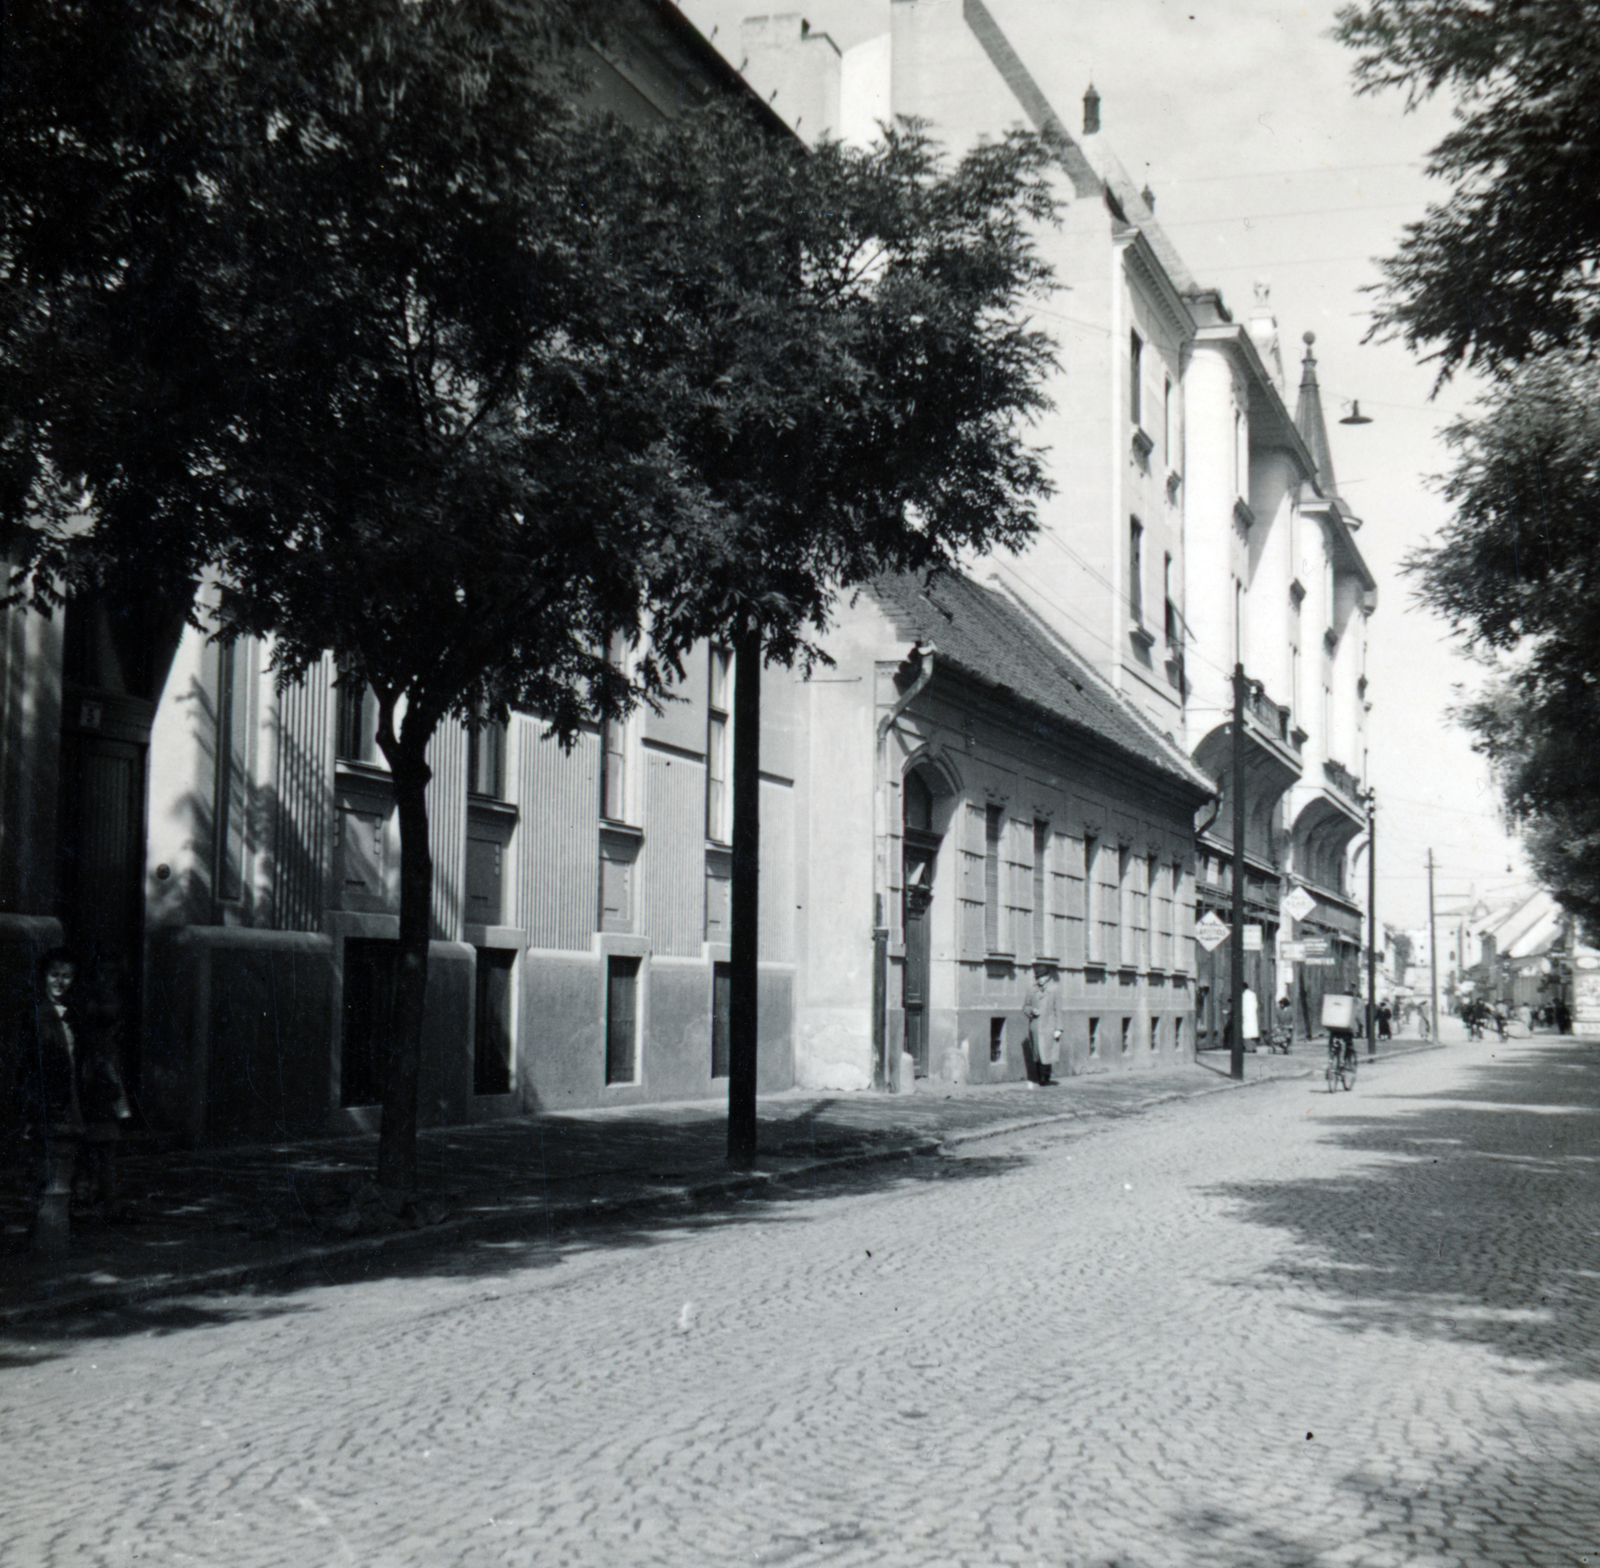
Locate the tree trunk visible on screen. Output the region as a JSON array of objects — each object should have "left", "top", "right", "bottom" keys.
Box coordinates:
[
  {"left": 377, "top": 732, "right": 434, "bottom": 1193},
  {"left": 727, "top": 628, "right": 761, "bottom": 1169}
]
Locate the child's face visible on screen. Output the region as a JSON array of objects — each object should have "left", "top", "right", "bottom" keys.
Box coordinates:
[{"left": 45, "top": 963, "right": 75, "bottom": 1004}]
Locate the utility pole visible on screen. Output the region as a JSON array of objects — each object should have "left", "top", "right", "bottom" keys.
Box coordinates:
[
  {"left": 1230, "top": 663, "right": 1247, "bottom": 1081},
  {"left": 1366, "top": 792, "right": 1377, "bottom": 1057},
  {"left": 1427, "top": 848, "right": 1440, "bottom": 1044}
]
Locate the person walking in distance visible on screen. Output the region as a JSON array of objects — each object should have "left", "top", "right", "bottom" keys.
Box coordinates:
[{"left": 1024, "top": 969, "right": 1062, "bottom": 1087}]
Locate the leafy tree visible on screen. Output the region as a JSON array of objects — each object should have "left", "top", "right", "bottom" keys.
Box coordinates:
[
  {"left": 6, "top": 2, "right": 1060, "bottom": 1183},
  {"left": 1409, "top": 350, "right": 1600, "bottom": 920},
  {"left": 629, "top": 112, "right": 1060, "bottom": 1164},
  {"left": 1335, "top": 0, "right": 1600, "bottom": 379},
  {"left": 6, "top": 0, "right": 702, "bottom": 1192}
]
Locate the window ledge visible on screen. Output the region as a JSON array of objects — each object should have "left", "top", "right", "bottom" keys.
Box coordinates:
[
  {"left": 1131, "top": 426, "right": 1155, "bottom": 466},
  {"left": 468, "top": 796, "right": 519, "bottom": 823},
  {"left": 1130, "top": 622, "right": 1157, "bottom": 653},
  {"left": 1233, "top": 497, "right": 1257, "bottom": 530},
  {"left": 600, "top": 820, "right": 643, "bottom": 844},
  {"left": 335, "top": 759, "right": 391, "bottom": 787}
]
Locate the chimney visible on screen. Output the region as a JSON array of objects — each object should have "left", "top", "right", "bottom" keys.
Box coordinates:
[{"left": 1083, "top": 82, "right": 1101, "bottom": 135}]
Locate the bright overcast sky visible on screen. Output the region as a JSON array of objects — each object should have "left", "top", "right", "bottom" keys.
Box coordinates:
[{"left": 680, "top": 0, "right": 1528, "bottom": 931}]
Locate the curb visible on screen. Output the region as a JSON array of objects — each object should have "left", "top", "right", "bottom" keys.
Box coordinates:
[
  {"left": 0, "top": 1047, "right": 1438, "bottom": 1328},
  {"left": 0, "top": 1139, "right": 941, "bottom": 1328}
]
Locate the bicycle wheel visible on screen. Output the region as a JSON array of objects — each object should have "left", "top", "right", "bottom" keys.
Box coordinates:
[
  {"left": 1326, "top": 1059, "right": 1340, "bottom": 1093},
  {"left": 1339, "top": 1061, "right": 1356, "bottom": 1091}
]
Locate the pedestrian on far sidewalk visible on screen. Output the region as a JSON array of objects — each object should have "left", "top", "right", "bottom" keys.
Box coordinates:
[
  {"left": 1377, "top": 1000, "right": 1392, "bottom": 1041},
  {"left": 16, "top": 949, "right": 132, "bottom": 1249},
  {"left": 1024, "top": 968, "right": 1062, "bottom": 1087}
]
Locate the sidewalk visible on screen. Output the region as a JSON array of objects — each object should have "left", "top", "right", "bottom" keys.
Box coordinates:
[{"left": 0, "top": 1036, "right": 1441, "bottom": 1326}]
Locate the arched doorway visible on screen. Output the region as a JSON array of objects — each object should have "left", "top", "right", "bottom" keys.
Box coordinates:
[{"left": 902, "top": 768, "right": 942, "bottom": 1078}]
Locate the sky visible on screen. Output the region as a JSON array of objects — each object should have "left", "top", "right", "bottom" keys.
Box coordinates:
[{"left": 679, "top": 0, "right": 1528, "bottom": 932}]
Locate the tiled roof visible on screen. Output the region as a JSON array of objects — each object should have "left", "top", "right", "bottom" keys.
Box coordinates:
[{"left": 869, "top": 570, "right": 1213, "bottom": 799}]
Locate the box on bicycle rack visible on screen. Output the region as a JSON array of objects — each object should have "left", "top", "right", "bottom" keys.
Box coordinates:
[{"left": 1320, "top": 993, "right": 1356, "bottom": 1031}]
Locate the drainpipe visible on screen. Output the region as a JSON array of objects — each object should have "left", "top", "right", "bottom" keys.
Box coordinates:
[{"left": 873, "top": 644, "right": 936, "bottom": 1091}]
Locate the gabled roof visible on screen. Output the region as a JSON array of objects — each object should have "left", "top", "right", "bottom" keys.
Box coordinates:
[{"left": 870, "top": 570, "right": 1214, "bottom": 801}]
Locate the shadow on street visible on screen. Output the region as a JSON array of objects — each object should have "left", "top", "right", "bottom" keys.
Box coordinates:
[
  {"left": 1209, "top": 1037, "right": 1600, "bottom": 1381},
  {"left": 1, "top": 1143, "right": 1029, "bottom": 1353}
]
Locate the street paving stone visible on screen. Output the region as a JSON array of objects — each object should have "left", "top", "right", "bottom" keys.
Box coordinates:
[{"left": 3, "top": 1031, "right": 1597, "bottom": 1567}]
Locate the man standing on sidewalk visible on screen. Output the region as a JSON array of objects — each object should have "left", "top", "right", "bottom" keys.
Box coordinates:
[{"left": 1024, "top": 969, "right": 1062, "bottom": 1087}]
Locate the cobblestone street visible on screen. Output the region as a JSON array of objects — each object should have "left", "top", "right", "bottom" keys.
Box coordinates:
[{"left": 3, "top": 1034, "right": 1598, "bottom": 1568}]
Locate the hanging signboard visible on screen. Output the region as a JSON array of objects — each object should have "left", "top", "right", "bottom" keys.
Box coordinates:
[
  {"left": 1300, "top": 937, "right": 1330, "bottom": 958},
  {"left": 1279, "top": 940, "right": 1307, "bottom": 962},
  {"left": 1243, "top": 924, "right": 1263, "bottom": 952},
  {"left": 1194, "top": 912, "right": 1231, "bottom": 953}
]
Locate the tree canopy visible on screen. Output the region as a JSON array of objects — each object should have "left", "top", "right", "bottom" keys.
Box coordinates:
[
  {"left": 1409, "top": 349, "right": 1600, "bottom": 919},
  {"left": 1335, "top": 0, "right": 1600, "bottom": 379}
]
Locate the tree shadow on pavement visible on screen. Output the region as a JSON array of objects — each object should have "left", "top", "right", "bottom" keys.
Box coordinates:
[
  {"left": 1160, "top": 1444, "right": 1597, "bottom": 1568},
  {"left": 1, "top": 1146, "right": 1029, "bottom": 1349},
  {"left": 1207, "top": 1037, "right": 1600, "bottom": 1382}
]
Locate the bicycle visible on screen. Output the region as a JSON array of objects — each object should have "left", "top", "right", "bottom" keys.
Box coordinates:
[{"left": 1325, "top": 1030, "right": 1357, "bottom": 1093}]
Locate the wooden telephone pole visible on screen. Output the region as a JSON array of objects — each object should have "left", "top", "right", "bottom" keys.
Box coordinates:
[{"left": 1230, "top": 664, "right": 1247, "bottom": 1081}]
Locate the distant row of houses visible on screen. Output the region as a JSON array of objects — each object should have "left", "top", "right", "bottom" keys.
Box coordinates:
[{"left": 0, "top": 0, "right": 1378, "bottom": 1144}]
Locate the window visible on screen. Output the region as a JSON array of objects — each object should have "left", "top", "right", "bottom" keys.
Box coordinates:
[
  {"left": 1032, "top": 820, "right": 1049, "bottom": 956},
  {"left": 1233, "top": 577, "right": 1244, "bottom": 664},
  {"left": 1150, "top": 1016, "right": 1160, "bottom": 1051},
  {"left": 1234, "top": 407, "right": 1246, "bottom": 500},
  {"left": 1174, "top": 1016, "right": 1185, "bottom": 1055},
  {"left": 1121, "top": 1016, "right": 1133, "bottom": 1054},
  {"left": 711, "top": 962, "right": 732, "bottom": 1079},
  {"left": 466, "top": 714, "right": 506, "bottom": 799},
  {"left": 600, "top": 715, "right": 627, "bottom": 822},
  {"left": 1088, "top": 1016, "right": 1101, "bottom": 1058},
  {"left": 340, "top": 939, "right": 400, "bottom": 1107},
  {"left": 984, "top": 805, "right": 1004, "bottom": 952},
  {"left": 600, "top": 635, "right": 630, "bottom": 823},
  {"left": 335, "top": 673, "right": 378, "bottom": 763},
  {"left": 473, "top": 948, "right": 515, "bottom": 1095},
  {"left": 706, "top": 646, "right": 733, "bottom": 842},
  {"left": 1130, "top": 330, "right": 1144, "bottom": 425},
  {"left": 1163, "top": 374, "right": 1172, "bottom": 463},
  {"left": 1119, "top": 843, "right": 1139, "bottom": 967},
  {"left": 605, "top": 956, "right": 640, "bottom": 1085},
  {"left": 1163, "top": 554, "right": 1178, "bottom": 648},
  {"left": 1147, "top": 854, "right": 1162, "bottom": 967},
  {"left": 990, "top": 1016, "right": 1006, "bottom": 1064},
  {"left": 213, "top": 640, "right": 250, "bottom": 903},
  {"left": 1129, "top": 517, "right": 1145, "bottom": 624},
  {"left": 1084, "top": 832, "right": 1102, "bottom": 964},
  {"left": 599, "top": 835, "right": 635, "bottom": 933},
  {"left": 466, "top": 831, "right": 504, "bottom": 925}
]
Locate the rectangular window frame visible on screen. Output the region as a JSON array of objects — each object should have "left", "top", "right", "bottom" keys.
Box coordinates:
[
  {"left": 466, "top": 713, "right": 507, "bottom": 800},
  {"left": 1129, "top": 517, "right": 1145, "bottom": 625},
  {"left": 1084, "top": 832, "right": 1103, "bottom": 966},
  {"left": 984, "top": 804, "right": 1006, "bottom": 955},
  {"left": 605, "top": 955, "right": 641, "bottom": 1086},
  {"left": 706, "top": 646, "right": 733, "bottom": 844},
  {"left": 1032, "top": 819, "right": 1050, "bottom": 958}
]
